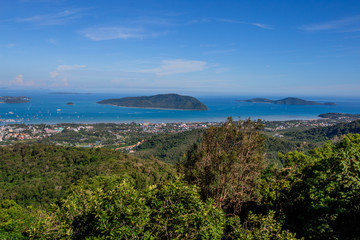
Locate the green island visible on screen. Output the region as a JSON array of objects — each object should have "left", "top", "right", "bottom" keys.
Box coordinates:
[
  {"left": 239, "top": 97, "right": 336, "bottom": 105},
  {"left": 97, "top": 93, "right": 208, "bottom": 110},
  {"left": 0, "top": 96, "right": 30, "bottom": 104}
]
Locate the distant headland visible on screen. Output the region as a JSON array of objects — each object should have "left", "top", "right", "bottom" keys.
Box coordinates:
[
  {"left": 97, "top": 93, "right": 208, "bottom": 111},
  {"left": 239, "top": 97, "right": 336, "bottom": 106},
  {"left": 0, "top": 96, "right": 31, "bottom": 104}
]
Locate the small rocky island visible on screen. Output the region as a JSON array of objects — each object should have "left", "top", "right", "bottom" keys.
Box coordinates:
[
  {"left": 97, "top": 93, "right": 208, "bottom": 111},
  {"left": 0, "top": 96, "right": 31, "bottom": 104},
  {"left": 239, "top": 97, "right": 336, "bottom": 106}
]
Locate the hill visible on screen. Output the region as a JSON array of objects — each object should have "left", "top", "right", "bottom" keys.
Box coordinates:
[
  {"left": 97, "top": 93, "right": 208, "bottom": 110},
  {"left": 0, "top": 144, "right": 175, "bottom": 208},
  {"left": 239, "top": 97, "right": 336, "bottom": 105},
  {"left": 284, "top": 119, "right": 360, "bottom": 142}
]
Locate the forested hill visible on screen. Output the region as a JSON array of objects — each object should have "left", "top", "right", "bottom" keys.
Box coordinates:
[
  {"left": 284, "top": 119, "right": 360, "bottom": 141},
  {"left": 97, "top": 93, "right": 208, "bottom": 110},
  {"left": 0, "top": 144, "right": 175, "bottom": 208}
]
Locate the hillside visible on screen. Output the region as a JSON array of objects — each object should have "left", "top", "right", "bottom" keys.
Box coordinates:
[
  {"left": 97, "top": 93, "right": 208, "bottom": 110},
  {"left": 0, "top": 144, "right": 175, "bottom": 208},
  {"left": 284, "top": 119, "right": 360, "bottom": 141},
  {"left": 134, "top": 129, "right": 204, "bottom": 164},
  {"left": 319, "top": 112, "right": 360, "bottom": 120},
  {"left": 240, "top": 97, "right": 336, "bottom": 105}
]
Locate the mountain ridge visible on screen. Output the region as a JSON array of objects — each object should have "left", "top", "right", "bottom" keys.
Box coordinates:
[{"left": 239, "top": 97, "right": 336, "bottom": 105}]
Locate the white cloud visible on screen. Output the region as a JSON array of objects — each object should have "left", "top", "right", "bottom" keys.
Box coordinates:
[
  {"left": 300, "top": 15, "right": 360, "bottom": 32},
  {"left": 190, "top": 18, "right": 273, "bottom": 30},
  {"left": 50, "top": 65, "right": 85, "bottom": 79},
  {"left": 16, "top": 8, "right": 88, "bottom": 26},
  {"left": 49, "top": 65, "right": 85, "bottom": 87},
  {"left": 9, "top": 74, "right": 36, "bottom": 86},
  {"left": 139, "top": 59, "right": 207, "bottom": 76},
  {"left": 15, "top": 74, "right": 24, "bottom": 84},
  {"left": 250, "top": 23, "right": 272, "bottom": 29},
  {"left": 82, "top": 27, "right": 156, "bottom": 41}
]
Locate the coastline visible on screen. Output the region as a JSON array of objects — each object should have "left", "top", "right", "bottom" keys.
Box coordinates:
[
  {"left": 1, "top": 94, "right": 359, "bottom": 125},
  {"left": 0, "top": 114, "right": 321, "bottom": 125}
]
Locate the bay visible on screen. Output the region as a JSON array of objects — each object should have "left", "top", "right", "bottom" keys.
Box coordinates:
[{"left": 1, "top": 91, "right": 360, "bottom": 124}]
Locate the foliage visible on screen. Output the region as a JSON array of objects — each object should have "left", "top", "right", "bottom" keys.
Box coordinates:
[
  {"left": 0, "top": 200, "right": 35, "bottom": 240},
  {"left": 182, "top": 117, "right": 266, "bottom": 214},
  {"left": 29, "top": 176, "right": 226, "bottom": 239},
  {"left": 284, "top": 119, "right": 360, "bottom": 142},
  {"left": 261, "top": 134, "right": 360, "bottom": 239},
  {"left": 135, "top": 129, "right": 204, "bottom": 164},
  {"left": 225, "top": 211, "right": 299, "bottom": 240},
  {"left": 265, "top": 135, "right": 317, "bottom": 166},
  {"left": 0, "top": 144, "right": 175, "bottom": 208}
]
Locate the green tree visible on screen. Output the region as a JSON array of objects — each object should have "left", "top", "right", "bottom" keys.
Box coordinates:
[
  {"left": 29, "top": 176, "right": 227, "bottom": 239},
  {"left": 182, "top": 117, "right": 266, "bottom": 214},
  {"left": 145, "top": 177, "right": 226, "bottom": 239},
  {"left": 0, "top": 200, "right": 35, "bottom": 240},
  {"left": 225, "top": 211, "right": 299, "bottom": 240},
  {"left": 261, "top": 134, "right": 360, "bottom": 239}
]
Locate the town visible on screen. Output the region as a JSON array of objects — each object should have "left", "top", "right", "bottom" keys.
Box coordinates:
[{"left": 1, "top": 116, "right": 357, "bottom": 150}]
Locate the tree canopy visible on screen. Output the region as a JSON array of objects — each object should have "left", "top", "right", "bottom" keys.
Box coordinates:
[{"left": 182, "top": 117, "right": 266, "bottom": 214}]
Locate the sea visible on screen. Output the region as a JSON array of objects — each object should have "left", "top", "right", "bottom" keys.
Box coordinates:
[{"left": 1, "top": 90, "right": 360, "bottom": 125}]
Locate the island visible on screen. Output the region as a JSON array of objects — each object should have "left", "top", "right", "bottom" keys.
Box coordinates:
[
  {"left": 239, "top": 97, "right": 336, "bottom": 106},
  {"left": 97, "top": 93, "right": 208, "bottom": 111},
  {"left": 0, "top": 96, "right": 31, "bottom": 104},
  {"left": 66, "top": 102, "right": 75, "bottom": 105}
]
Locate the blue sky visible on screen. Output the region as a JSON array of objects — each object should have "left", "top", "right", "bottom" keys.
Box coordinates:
[{"left": 1, "top": 0, "right": 360, "bottom": 96}]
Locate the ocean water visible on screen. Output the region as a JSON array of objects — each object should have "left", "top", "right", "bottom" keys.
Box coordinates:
[{"left": 1, "top": 91, "right": 360, "bottom": 124}]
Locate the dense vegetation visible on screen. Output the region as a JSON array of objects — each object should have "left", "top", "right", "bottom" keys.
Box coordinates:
[
  {"left": 1, "top": 119, "right": 360, "bottom": 239},
  {"left": 182, "top": 118, "right": 266, "bottom": 213},
  {"left": 0, "top": 144, "right": 174, "bottom": 208},
  {"left": 135, "top": 129, "right": 203, "bottom": 164},
  {"left": 261, "top": 134, "right": 360, "bottom": 239},
  {"left": 265, "top": 135, "right": 318, "bottom": 165},
  {"left": 97, "top": 93, "right": 208, "bottom": 110},
  {"left": 133, "top": 127, "right": 318, "bottom": 165},
  {"left": 285, "top": 119, "right": 360, "bottom": 142}
]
